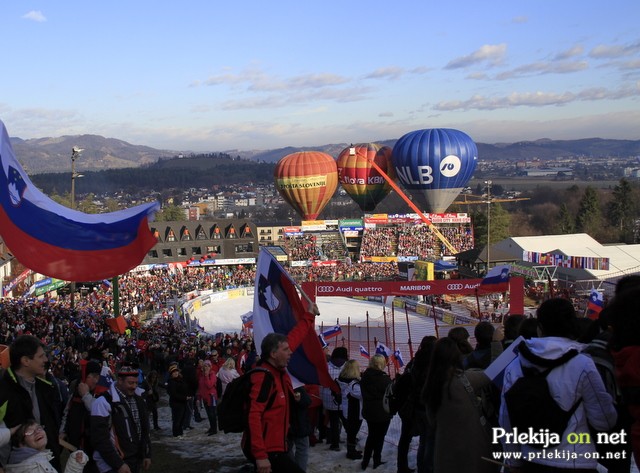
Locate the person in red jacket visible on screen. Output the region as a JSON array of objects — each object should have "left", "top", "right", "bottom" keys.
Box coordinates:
[
  {"left": 197, "top": 360, "right": 219, "bottom": 436},
  {"left": 242, "top": 301, "right": 318, "bottom": 473}
]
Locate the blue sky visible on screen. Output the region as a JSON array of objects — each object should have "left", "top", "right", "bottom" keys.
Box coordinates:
[{"left": 1, "top": 1, "right": 639, "bottom": 151}]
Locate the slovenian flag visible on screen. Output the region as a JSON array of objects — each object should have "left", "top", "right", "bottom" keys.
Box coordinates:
[
  {"left": 479, "top": 264, "right": 511, "bottom": 292},
  {"left": 376, "top": 342, "right": 392, "bottom": 360},
  {"left": 321, "top": 324, "right": 342, "bottom": 340},
  {"left": 240, "top": 312, "right": 254, "bottom": 329},
  {"left": 392, "top": 349, "right": 405, "bottom": 369},
  {"left": 253, "top": 248, "right": 335, "bottom": 389},
  {"left": 94, "top": 365, "right": 114, "bottom": 395},
  {"left": 587, "top": 289, "right": 604, "bottom": 320},
  {"left": 359, "top": 345, "right": 370, "bottom": 359},
  {"left": 0, "top": 120, "right": 159, "bottom": 282}
]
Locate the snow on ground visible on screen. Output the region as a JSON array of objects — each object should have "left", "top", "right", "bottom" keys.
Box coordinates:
[
  {"left": 153, "top": 388, "right": 413, "bottom": 473},
  {"left": 154, "top": 295, "right": 637, "bottom": 473}
]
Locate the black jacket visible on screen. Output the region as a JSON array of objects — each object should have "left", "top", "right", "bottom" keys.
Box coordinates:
[
  {"left": 0, "top": 368, "right": 62, "bottom": 468},
  {"left": 90, "top": 383, "right": 151, "bottom": 471},
  {"left": 360, "top": 367, "right": 392, "bottom": 423}
]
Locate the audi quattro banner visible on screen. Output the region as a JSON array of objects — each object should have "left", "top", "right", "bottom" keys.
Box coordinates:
[{"left": 302, "top": 279, "right": 484, "bottom": 297}]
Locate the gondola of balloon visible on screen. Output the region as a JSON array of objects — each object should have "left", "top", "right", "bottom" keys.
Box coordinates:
[{"left": 273, "top": 128, "right": 478, "bottom": 220}]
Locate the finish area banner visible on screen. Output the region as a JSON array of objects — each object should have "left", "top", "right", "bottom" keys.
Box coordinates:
[
  {"left": 301, "top": 277, "right": 525, "bottom": 314},
  {"left": 302, "top": 279, "right": 486, "bottom": 297}
]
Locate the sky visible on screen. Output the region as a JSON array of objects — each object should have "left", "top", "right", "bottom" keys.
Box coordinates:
[{"left": 1, "top": 1, "right": 639, "bottom": 152}]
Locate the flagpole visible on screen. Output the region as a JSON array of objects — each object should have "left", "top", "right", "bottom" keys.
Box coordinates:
[
  {"left": 347, "top": 317, "right": 351, "bottom": 357},
  {"left": 366, "top": 312, "right": 371, "bottom": 358},
  {"left": 391, "top": 298, "right": 396, "bottom": 352},
  {"left": 475, "top": 288, "right": 482, "bottom": 321},
  {"left": 404, "top": 305, "right": 414, "bottom": 359},
  {"left": 430, "top": 300, "right": 440, "bottom": 339},
  {"left": 112, "top": 275, "right": 120, "bottom": 317},
  {"left": 382, "top": 308, "right": 392, "bottom": 376}
]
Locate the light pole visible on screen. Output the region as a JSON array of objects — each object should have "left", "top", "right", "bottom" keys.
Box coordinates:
[
  {"left": 485, "top": 180, "right": 492, "bottom": 272},
  {"left": 70, "top": 147, "right": 83, "bottom": 309}
]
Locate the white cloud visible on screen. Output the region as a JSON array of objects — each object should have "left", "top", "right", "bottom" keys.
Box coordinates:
[
  {"left": 589, "top": 40, "right": 640, "bottom": 59},
  {"left": 364, "top": 67, "right": 405, "bottom": 80},
  {"left": 496, "top": 60, "right": 588, "bottom": 80},
  {"left": 22, "top": 10, "right": 46, "bottom": 22},
  {"left": 445, "top": 44, "right": 507, "bottom": 69},
  {"left": 434, "top": 85, "right": 640, "bottom": 111},
  {"left": 554, "top": 45, "right": 584, "bottom": 61}
]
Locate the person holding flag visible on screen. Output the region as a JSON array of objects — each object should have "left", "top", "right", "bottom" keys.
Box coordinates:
[{"left": 242, "top": 298, "right": 319, "bottom": 473}]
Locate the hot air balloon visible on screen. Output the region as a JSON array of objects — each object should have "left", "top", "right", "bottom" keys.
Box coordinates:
[
  {"left": 274, "top": 151, "right": 338, "bottom": 220},
  {"left": 392, "top": 128, "right": 477, "bottom": 213},
  {"left": 336, "top": 143, "right": 395, "bottom": 212}
]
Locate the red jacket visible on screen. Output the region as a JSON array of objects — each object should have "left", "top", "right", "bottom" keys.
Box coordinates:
[{"left": 242, "top": 309, "right": 315, "bottom": 460}]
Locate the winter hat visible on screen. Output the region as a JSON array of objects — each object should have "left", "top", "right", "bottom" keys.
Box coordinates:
[
  {"left": 331, "top": 346, "right": 348, "bottom": 361},
  {"left": 168, "top": 364, "right": 180, "bottom": 375}
]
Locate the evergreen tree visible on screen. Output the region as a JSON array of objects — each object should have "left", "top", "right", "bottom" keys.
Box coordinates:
[
  {"left": 557, "top": 203, "right": 575, "bottom": 234},
  {"left": 575, "top": 186, "right": 601, "bottom": 235},
  {"left": 607, "top": 178, "right": 636, "bottom": 242}
]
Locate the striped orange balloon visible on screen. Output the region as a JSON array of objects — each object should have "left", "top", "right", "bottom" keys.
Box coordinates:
[
  {"left": 337, "top": 143, "right": 395, "bottom": 212},
  {"left": 274, "top": 151, "right": 338, "bottom": 220}
]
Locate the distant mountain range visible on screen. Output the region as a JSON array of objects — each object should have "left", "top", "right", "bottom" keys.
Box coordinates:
[{"left": 9, "top": 134, "right": 640, "bottom": 174}]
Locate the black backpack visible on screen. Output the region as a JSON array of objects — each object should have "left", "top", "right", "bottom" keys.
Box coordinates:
[
  {"left": 217, "top": 367, "right": 274, "bottom": 433},
  {"left": 504, "top": 342, "right": 581, "bottom": 448},
  {"left": 383, "top": 370, "right": 412, "bottom": 416}
]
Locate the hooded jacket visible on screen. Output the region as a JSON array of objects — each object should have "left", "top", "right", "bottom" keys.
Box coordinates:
[
  {"left": 499, "top": 337, "right": 617, "bottom": 469},
  {"left": 5, "top": 448, "right": 87, "bottom": 473}
]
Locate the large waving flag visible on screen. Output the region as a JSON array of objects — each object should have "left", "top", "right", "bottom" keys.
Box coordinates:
[
  {"left": 587, "top": 289, "right": 604, "bottom": 320},
  {"left": 479, "top": 264, "right": 511, "bottom": 292},
  {"left": 0, "top": 120, "right": 159, "bottom": 281},
  {"left": 253, "top": 248, "right": 334, "bottom": 389}
]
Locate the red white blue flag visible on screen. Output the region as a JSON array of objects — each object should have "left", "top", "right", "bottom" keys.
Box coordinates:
[
  {"left": 321, "top": 324, "right": 342, "bottom": 340},
  {"left": 479, "top": 265, "right": 511, "bottom": 292},
  {"left": 587, "top": 289, "right": 604, "bottom": 320},
  {"left": 392, "top": 349, "right": 405, "bottom": 369},
  {"left": 253, "top": 248, "right": 334, "bottom": 388},
  {"left": 0, "top": 120, "right": 159, "bottom": 281},
  {"left": 359, "top": 345, "right": 370, "bottom": 359},
  {"left": 376, "top": 342, "right": 392, "bottom": 360}
]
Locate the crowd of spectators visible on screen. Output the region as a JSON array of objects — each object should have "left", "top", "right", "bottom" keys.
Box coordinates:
[
  {"left": 286, "top": 235, "right": 318, "bottom": 261},
  {"left": 288, "top": 262, "right": 398, "bottom": 282},
  {"left": 360, "top": 224, "right": 475, "bottom": 261}
]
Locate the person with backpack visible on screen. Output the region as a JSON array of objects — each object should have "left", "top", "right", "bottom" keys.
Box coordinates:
[
  {"left": 499, "top": 298, "right": 617, "bottom": 472},
  {"left": 464, "top": 322, "right": 504, "bottom": 370},
  {"left": 242, "top": 300, "right": 319, "bottom": 473},
  {"left": 398, "top": 335, "right": 436, "bottom": 473},
  {"left": 336, "top": 359, "right": 363, "bottom": 460},
  {"left": 360, "top": 354, "right": 393, "bottom": 470},
  {"left": 423, "top": 337, "right": 498, "bottom": 473}
]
